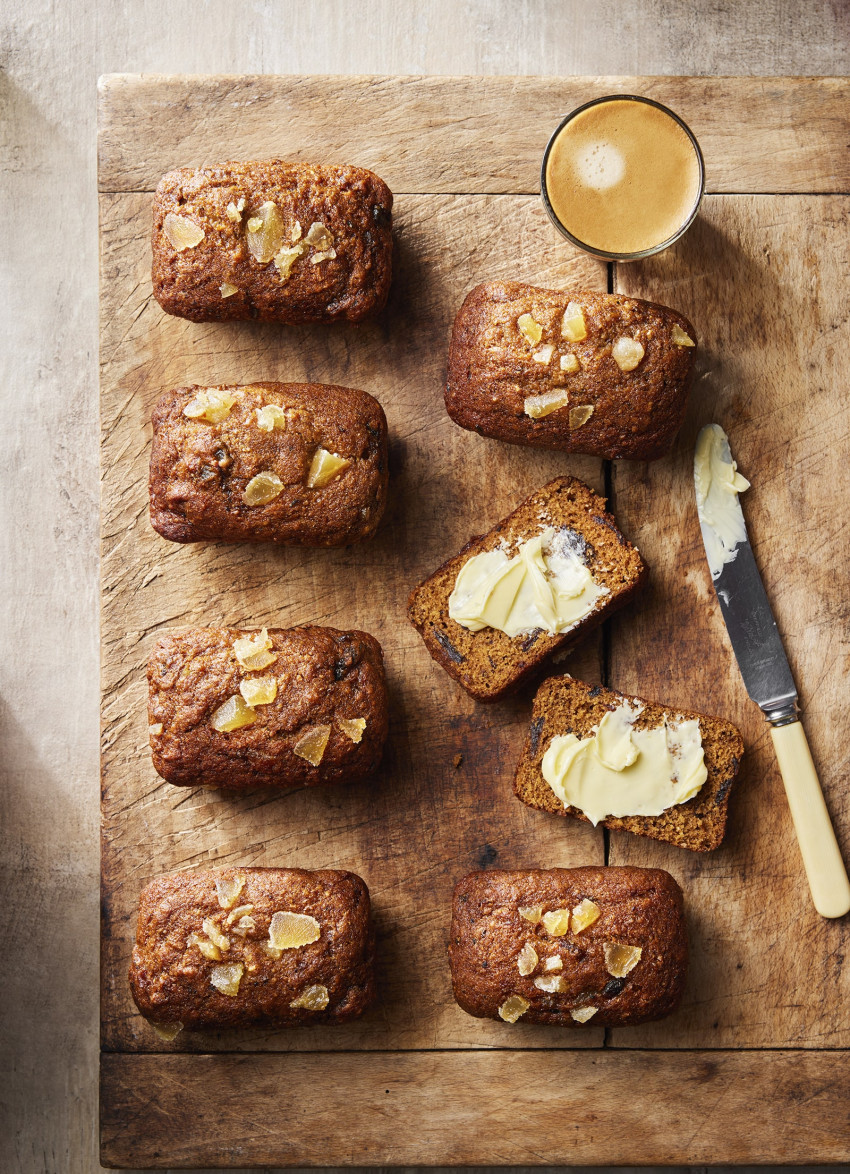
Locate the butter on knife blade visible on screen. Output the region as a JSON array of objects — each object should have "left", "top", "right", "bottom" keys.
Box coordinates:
[{"left": 694, "top": 422, "right": 750, "bottom": 579}]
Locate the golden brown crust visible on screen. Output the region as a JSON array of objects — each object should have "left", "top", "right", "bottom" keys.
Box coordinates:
[
  {"left": 129, "top": 867, "right": 376, "bottom": 1030},
  {"left": 407, "top": 477, "right": 647, "bottom": 701},
  {"left": 445, "top": 281, "right": 697, "bottom": 459},
  {"left": 151, "top": 161, "right": 393, "bottom": 323},
  {"left": 148, "top": 626, "right": 389, "bottom": 790},
  {"left": 514, "top": 676, "right": 745, "bottom": 851},
  {"left": 448, "top": 867, "right": 687, "bottom": 1026},
  {"left": 149, "top": 383, "right": 388, "bottom": 545}
]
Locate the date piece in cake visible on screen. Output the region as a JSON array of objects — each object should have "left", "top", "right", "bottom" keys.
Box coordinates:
[
  {"left": 407, "top": 476, "right": 647, "bottom": 701},
  {"left": 129, "top": 867, "right": 376, "bottom": 1033},
  {"left": 445, "top": 280, "right": 697, "bottom": 459},
  {"left": 149, "top": 382, "right": 388, "bottom": 546},
  {"left": 514, "top": 676, "right": 744, "bottom": 852},
  {"left": 449, "top": 866, "right": 687, "bottom": 1026},
  {"left": 148, "top": 626, "right": 388, "bottom": 790},
  {"left": 152, "top": 161, "right": 393, "bottom": 323}
]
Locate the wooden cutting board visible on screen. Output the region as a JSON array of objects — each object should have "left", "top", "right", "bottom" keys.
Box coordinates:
[{"left": 98, "top": 74, "right": 850, "bottom": 1167}]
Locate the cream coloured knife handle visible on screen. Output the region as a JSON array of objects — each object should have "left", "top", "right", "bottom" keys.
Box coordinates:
[{"left": 770, "top": 721, "right": 850, "bottom": 918}]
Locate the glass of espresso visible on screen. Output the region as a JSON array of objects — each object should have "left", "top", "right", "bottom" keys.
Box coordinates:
[{"left": 541, "top": 95, "right": 704, "bottom": 260}]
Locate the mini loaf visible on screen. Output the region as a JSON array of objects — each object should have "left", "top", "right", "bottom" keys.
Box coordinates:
[
  {"left": 407, "top": 477, "right": 646, "bottom": 701},
  {"left": 152, "top": 160, "right": 393, "bottom": 323},
  {"left": 129, "top": 867, "right": 376, "bottom": 1033},
  {"left": 148, "top": 626, "right": 388, "bottom": 789},
  {"left": 449, "top": 866, "right": 687, "bottom": 1027},
  {"left": 514, "top": 677, "right": 744, "bottom": 851},
  {"left": 149, "top": 382, "right": 388, "bottom": 545},
  {"left": 445, "top": 280, "right": 697, "bottom": 460}
]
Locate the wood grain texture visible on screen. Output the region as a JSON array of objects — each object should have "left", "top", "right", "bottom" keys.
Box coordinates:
[
  {"left": 606, "top": 194, "right": 850, "bottom": 1048},
  {"left": 100, "top": 1050, "right": 850, "bottom": 1168},
  {"left": 100, "top": 190, "right": 609, "bottom": 1055},
  {"left": 2, "top": 0, "right": 845, "bottom": 1161},
  {"left": 97, "top": 75, "right": 850, "bottom": 197}
]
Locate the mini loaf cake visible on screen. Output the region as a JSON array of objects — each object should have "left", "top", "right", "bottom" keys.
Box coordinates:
[
  {"left": 148, "top": 626, "right": 388, "bottom": 789},
  {"left": 129, "top": 867, "right": 376, "bottom": 1033},
  {"left": 449, "top": 866, "right": 687, "bottom": 1027},
  {"left": 149, "top": 382, "right": 388, "bottom": 545},
  {"left": 151, "top": 161, "right": 393, "bottom": 323},
  {"left": 445, "top": 280, "right": 697, "bottom": 460},
  {"left": 407, "top": 477, "right": 647, "bottom": 701},
  {"left": 515, "top": 677, "right": 745, "bottom": 851}
]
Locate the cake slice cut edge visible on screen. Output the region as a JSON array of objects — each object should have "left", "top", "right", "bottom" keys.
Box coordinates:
[
  {"left": 407, "top": 476, "right": 648, "bottom": 701},
  {"left": 514, "top": 675, "right": 745, "bottom": 851}
]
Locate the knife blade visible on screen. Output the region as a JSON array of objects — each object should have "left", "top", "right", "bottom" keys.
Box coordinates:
[{"left": 695, "top": 423, "right": 850, "bottom": 918}]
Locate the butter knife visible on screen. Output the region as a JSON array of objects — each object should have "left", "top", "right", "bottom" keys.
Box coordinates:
[{"left": 695, "top": 423, "right": 850, "bottom": 918}]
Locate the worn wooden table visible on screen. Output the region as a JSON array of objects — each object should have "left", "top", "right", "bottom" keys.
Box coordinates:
[{"left": 97, "top": 74, "right": 850, "bottom": 1168}]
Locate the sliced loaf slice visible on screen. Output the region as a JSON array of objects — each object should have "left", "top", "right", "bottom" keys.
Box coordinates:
[
  {"left": 514, "top": 676, "right": 744, "bottom": 851},
  {"left": 407, "top": 476, "right": 647, "bottom": 701}
]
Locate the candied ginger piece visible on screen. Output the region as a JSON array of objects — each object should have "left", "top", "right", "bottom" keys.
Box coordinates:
[{"left": 293, "top": 725, "right": 331, "bottom": 766}]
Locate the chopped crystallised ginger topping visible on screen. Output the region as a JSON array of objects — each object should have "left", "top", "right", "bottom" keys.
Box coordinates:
[
  {"left": 149, "top": 1021, "right": 183, "bottom": 1041},
  {"left": 561, "top": 302, "right": 587, "bottom": 342},
  {"left": 524, "top": 390, "right": 570, "bottom": 419},
  {"left": 518, "top": 905, "right": 543, "bottom": 925},
  {"left": 274, "top": 243, "right": 305, "bottom": 281},
  {"left": 517, "top": 942, "right": 539, "bottom": 976},
  {"left": 571, "top": 898, "right": 601, "bottom": 934},
  {"left": 230, "top": 915, "right": 255, "bottom": 936},
  {"left": 202, "top": 918, "right": 230, "bottom": 952},
  {"left": 290, "top": 984, "right": 330, "bottom": 1011},
  {"left": 215, "top": 875, "right": 246, "bottom": 910},
  {"left": 219, "top": 282, "right": 239, "bottom": 298},
  {"left": 148, "top": 723, "right": 163, "bottom": 736},
  {"left": 210, "top": 962, "right": 244, "bottom": 997},
  {"left": 498, "top": 994, "right": 530, "bottom": 1023},
  {"left": 183, "top": 388, "right": 237, "bottom": 423},
  {"left": 245, "top": 201, "right": 286, "bottom": 263},
  {"left": 239, "top": 677, "right": 278, "bottom": 707},
  {"left": 187, "top": 931, "right": 222, "bottom": 962},
  {"left": 338, "top": 717, "right": 367, "bottom": 743},
  {"left": 544, "top": 956, "right": 563, "bottom": 972},
  {"left": 533, "top": 973, "right": 567, "bottom": 993},
  {"left": 541, "top": 909, "right": 571, "bottom": 937},
  {"left": 306, "top": 448, "right": 351, "bottom": 489},
  {"left": 569, "top": 404, "right": 595, "bottom": 430},
  {"left": 304, "top": 222, "right": 334, "bottom": 250},
  {"left": 255, "top": 404, "right": 287, "bottom": 432},
  {"left": 243, "top": 471, "right": 285, "bottom": 506},
  {"left": 560, "top": 353, "right": 580, "bottom": 373},
  {"left": 603, "top": 941, "right": 643, "bottom": 978},
  {"left": 293, "top": 724, "right": 332, "bottom": 766},
  {"left": 517, "top": 313, "right": 543, "bottom": 345},
  {"left": 210, "top": 694, "right": 257, "bottom": 733},
  {"left": 233, "top": 629, "right": 277, "bottom": 672},
  {"left": 570, "top": 1006, "right": 598, "bottom": 1023},
  {"left": 671, "top": 324, "right": 695, "bottom": 347},
  {"left": 225, "top": 200, "right": 244, "bottom": 223},
  {"left": 611, "top": 337, "right": 645, "bottom": 371},
  {"left": 225, "top": 902, "right": 254, "bottom": 926},
  {"left": 268, "top": 911, "right": 321, "bottom": 951},
  {"left": 532, "top": 344, "right": 555, "bottom": 364},
  {"left": 163, "top": 212, "right": 205, "bottom": 251}
]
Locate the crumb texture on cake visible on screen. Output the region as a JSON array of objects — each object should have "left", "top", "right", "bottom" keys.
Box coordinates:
[
  {"left": 448, "top": 866, "right": 688, "bottom": 1026},
  {"left": 514, "top": 675, "right": 744, "bottom": 851},
  {"left": 407, "top": 476, "right": 647, "bottom": 701},
  {"left": 151, "top": 161, "right": 393, "bottom": 324},
  {"left": 148, "top": 626, "right": 389, "bottom": 790},
  {"left": 445, "top": 280, "right": 697, "bottom": 459},
  {"left": 129, "top": 867, "right": 376, "bottom": 1030},
  {"left": 149, "top": 382, "right": 388, "bottom": 546}
]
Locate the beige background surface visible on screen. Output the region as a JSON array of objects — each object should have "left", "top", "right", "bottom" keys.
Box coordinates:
[{"left": 2, "top": 1, "right": 849, "bottom": 1171}]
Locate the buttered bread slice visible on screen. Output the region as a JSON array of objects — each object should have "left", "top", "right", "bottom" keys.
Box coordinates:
[
  {"left": 407, "top": 477, "right": 647, "bottom": 701},
  {"left": 515, "top": 676, "right": 744, "bottom": 851}
]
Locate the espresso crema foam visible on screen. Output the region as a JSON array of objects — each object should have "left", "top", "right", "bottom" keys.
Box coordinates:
[{"left": 544, "top": 99, "right": 702, "bottom": 256}]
